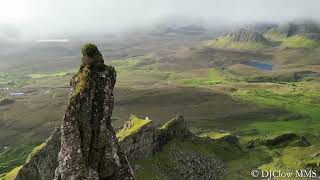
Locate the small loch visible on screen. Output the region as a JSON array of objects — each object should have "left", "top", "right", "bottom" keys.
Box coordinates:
[{"left": 243, "top": 61, "right": 273, "bottom": 71}]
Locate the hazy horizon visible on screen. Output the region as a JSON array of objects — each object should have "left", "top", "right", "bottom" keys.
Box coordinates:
[{"left": 1, "top": 0, "right": 320, "bottom": 41}]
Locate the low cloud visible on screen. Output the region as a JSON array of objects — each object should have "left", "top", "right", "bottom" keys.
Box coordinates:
[{"left": 1, "top": 0, "right": 319, "bottom": 39}]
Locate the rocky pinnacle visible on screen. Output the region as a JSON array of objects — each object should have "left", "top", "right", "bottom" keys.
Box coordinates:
[{"left": 54, "top": 43, "right": 135, "bottom": 180}]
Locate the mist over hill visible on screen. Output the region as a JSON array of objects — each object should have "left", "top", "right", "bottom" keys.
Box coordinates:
[
  {"left": 1, "top": 1, "right": 320, "bottom": 179},
  {"left": 1, "top": 0, "right": 320, "bottom": 42}
]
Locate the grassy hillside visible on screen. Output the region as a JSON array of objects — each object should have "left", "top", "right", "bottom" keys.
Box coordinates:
[
  {"left": 281, "top": 35, "right": 320, "bottom": 49},
  {"left": 207, "top": 37, "right": 271, "bottom": 50}
]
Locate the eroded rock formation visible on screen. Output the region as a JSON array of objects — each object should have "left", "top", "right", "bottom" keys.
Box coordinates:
[
  {"left": 13, "top": 43, "right": 134, "bottom": 180},
  {"left": 9, "top": 44, "right": 192, "bottom": 179},
  {"left": 12, "top": 114, "right": 191, "bottom": 179},
  {"left": 227, "top": 29, "right": 268, "bottom": 43},
  {"left": 118, "top": 115, "right": 192, "bottom": 160},
  {"left": 54, "top": 43, "right": 134, "bottom": 180},
  {"left": 15, "top": 128, "right": 61, "bottom": 180}
]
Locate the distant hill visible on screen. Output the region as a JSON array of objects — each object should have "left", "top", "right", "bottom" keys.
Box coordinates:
[
  {"left": 265, "top": 21, "right": 320, "bottom": 48},
  {"left": 227, "top": 29, "right": 269, "bottom": 43},
  {"left": 207, "top": 29, "right": 272, "bottom": 50}
]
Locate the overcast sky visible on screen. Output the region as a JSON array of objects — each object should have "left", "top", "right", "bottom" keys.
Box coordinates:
[{"left": 0, "top": 0, "right": 319, "bottom": 39}]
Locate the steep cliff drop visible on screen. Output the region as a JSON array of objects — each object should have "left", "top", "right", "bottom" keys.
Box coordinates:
[{"left": 53, "top": 43, "right": 134, "bottom": 180}]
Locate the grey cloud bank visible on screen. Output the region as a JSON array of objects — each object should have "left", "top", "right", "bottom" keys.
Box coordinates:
[{"left": 1, "top": 0, "right": 320, "bottom": 39}]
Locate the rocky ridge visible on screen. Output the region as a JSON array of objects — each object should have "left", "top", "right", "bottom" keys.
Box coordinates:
[
  {"left": 7, "top": 114, "right": 191, "bottom": 180},
  {"left": 227, "top": 29, "right": 269, "bottom": 43},
  {"left": 118, "top": 114, "right": 192, "bottom": 160},
  {"left": 12, "top": 43, "right": 135, "bottom": 180}
]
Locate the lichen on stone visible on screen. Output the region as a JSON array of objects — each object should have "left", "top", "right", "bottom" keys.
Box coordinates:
[{"left": 69, "top": 66, "right": 90, "bottom": 100}]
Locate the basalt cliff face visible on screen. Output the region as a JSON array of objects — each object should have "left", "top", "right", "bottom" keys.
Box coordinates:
[{"left": 15, "top": 44, "right": 135, "bottom": 180}]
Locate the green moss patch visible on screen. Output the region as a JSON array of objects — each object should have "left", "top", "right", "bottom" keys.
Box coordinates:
[
  {"left": 26, "top": 143, "right": 46, "bottom": 162},
  {"left": 70, "top": 67, "right": 91, "bottom": 99},
  {"left": 117, "top": 115, "right": 152, "bottom": 141},
  {"left": 0, "top": 165, "right": 22, "bottom": 180},
  {"left": 159, "top": 118, "right": 177, "bottom": 130}
]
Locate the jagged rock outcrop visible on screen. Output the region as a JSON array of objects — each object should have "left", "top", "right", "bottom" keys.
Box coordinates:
[
  {"left": 5, "top": 47, "right": 191, "bottom": 179},
  {"left": 14, "top": 128, "right": 61, "bottom": 180},
  {"left": 162, "top": 145, "right": 226, "bottom": 179},
  {"left": 285, "top": 22, "right": 320, "bottom": 38},
  {"left": 12, "top": 43, "right": 135, "bottom": 180},
  {"left": 227, "top": 29, "right": 269, "bottom": 43},
  {"left": 10, "top": 114, "right": 191, "bottom": 179},
  {"left": 118, "top": 115, "right": 192, "bottom": 160},
  {"left": 54, "top": 43, "right": 134, "bottom": 180},
  {"left": 265, "top": 21, "right": 320, "bottom": 40}
]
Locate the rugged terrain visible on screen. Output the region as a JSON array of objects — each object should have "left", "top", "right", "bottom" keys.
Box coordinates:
[{"left": 0, "top": 20, "right": 320, "bottom": 179}]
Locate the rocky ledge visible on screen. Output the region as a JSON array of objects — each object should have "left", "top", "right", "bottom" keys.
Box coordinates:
[
  {"left": 6, "top": 114, "right": 191, "bottom": 180},
  {"left": 227, "top": 29, "right": 269, "bottom": 43},
  {"left": 117, "top": 114, "right": 192, "bottom": 160}
]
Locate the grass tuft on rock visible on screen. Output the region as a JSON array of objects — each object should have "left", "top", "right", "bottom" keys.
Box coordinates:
[
  {"left": 26, "top": 143, "right": 46, "bottom": 162},
  {"left": 159, "top": 118, "right": 177, "bottom": 130},
  {"left": 117, "top": 115, "right": 152, "bottom": 141},
  {"left": 1, "top": 166, "right": 22, "bottom": 180}
]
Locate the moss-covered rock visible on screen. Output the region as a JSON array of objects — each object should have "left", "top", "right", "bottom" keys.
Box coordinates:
[
  {"left": 117, "top": 115, "right": 152, "bottom": 141},
  {"left": 119, "top": 115, "right": 192, "bottom": 160},
  {"left": 14, "top": 128, "right": 61, "bottom": 180},
  {"left": 1, "top": 166, "right": 22, "bottom": 180},
  {"left": 54, "top": 43, "right": 134, "bottom": 180},
  {"left": 10, "top": 44, "right": 135, "bottom": 180},
  {"left": 81, "top": 43, "right": 104, "bottom": 66}
]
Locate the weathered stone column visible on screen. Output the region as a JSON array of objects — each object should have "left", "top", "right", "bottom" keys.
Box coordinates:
[{"left": 54, "top": 43, "right": 135, "bottom": 180}]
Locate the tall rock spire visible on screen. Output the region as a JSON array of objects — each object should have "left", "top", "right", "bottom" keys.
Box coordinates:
[{"left": 54, "top": 43, "right": 134, "bottom": 180}]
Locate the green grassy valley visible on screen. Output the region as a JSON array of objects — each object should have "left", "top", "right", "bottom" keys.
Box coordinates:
[{"left": 1, "top": 20, "right": 320, "bottom": 180}]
